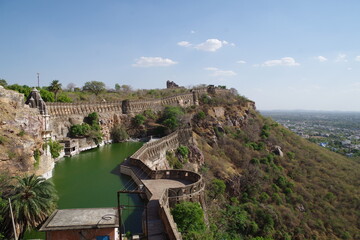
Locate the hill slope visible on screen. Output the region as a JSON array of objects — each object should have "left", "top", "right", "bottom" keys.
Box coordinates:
[{"left": 191, "top": 96, "right": 360, "bottom": 240}]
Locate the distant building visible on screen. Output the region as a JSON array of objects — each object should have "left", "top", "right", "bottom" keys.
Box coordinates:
[{"left": 40, "top": 208, "right": 119, "bottom": 240}]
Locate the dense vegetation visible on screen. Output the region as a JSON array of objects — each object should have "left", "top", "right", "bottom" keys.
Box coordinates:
[
  {"left": 69, "top": 112, "right": 102, "bottom": 144},
  {"left": 191, "top": 98, "right": 360, "bottom": 239}
]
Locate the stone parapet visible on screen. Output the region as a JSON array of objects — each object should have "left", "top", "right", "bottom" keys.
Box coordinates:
[{"left": 47, "top": 101, "right": 122, "bottom": 117}]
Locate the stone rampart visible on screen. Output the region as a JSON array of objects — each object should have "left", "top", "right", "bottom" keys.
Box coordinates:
[
  {"left": 122, "top": 93, "right": 195, "bottom": 114},
  {"left": 46, "top": 101, "right": 122, "bottom": 117},
  {"left": 43, "top": 86, "right": 233, "bottom": 118},
  {"left": 130, "top": 128, "right": 192, "bottom": 170},
  {"left": 122, "top": 127, "right": 204, "bottom": 240}
]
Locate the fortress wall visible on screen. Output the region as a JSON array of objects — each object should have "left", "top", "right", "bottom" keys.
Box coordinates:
[
  {"left": 45, "top": 87, "right": 232, "bottom": 118},
  {"left": 46, "top": 101, "right": 123, "bottom": 117},
  {"left": 122, "top": 93, "right": 195, "bottom": 114},
  {"left": 130, "top": 127, "right": 192, "bottom": 170}
]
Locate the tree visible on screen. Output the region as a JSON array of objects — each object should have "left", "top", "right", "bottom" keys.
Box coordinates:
[
  {"left": 83, "top": 81, "right": 106, "bottom": 96},
  {"left": 110, "top": 125, "right": 129, "bottom": 142},
  {"left": 115, "top": 83, "right": 121, "bottom": 91},
  {"left": 1, "top": 174, "right": 57, "bottom": 239},
  {"left": 48, "top": 80, "right": 62, "bottom": 101},
  {"left": 171, "top": 202, "right": 205, "bottom": 234},
  {"left": 0, "top": 79, "right": 7, "bottom": 87},
  {"left": 161, "top": 106, "right": 184, "bottom": 131}
]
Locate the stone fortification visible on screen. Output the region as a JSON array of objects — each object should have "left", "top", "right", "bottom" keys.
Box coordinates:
[
  {"left": 121, "top": 127, "right": 205, "bottom": 240},
  {"left": 47, "top": 101, "right": 122, "bottom": 117},
  {"left": 45, "top": 85, "right": 233, "bottom": 118},
  {"left": 130, "top": 128, "right": 193, "bottom": 170},
  {"left": 122, "top": 93, "right": 195, "bottom": 114}
]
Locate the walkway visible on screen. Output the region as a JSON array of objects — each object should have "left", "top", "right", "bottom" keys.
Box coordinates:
[{"left": 122, "top": 163, "right": 191, "bottom": 240}]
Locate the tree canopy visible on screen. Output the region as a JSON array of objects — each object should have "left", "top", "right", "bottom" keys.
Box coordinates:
[
  {"left": 0, "top": 174, "right": 57, "bottom": 239},
  {"left": 83, "top": 81, "right": 106, "bottom": 95},
  {"left": 48, "top": 80, "right": 62, "bottom": 100}
]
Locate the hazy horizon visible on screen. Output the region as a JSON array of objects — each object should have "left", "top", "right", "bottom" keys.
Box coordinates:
[{"left": 1, "top": 1, "right": 360, "bottom": 111}]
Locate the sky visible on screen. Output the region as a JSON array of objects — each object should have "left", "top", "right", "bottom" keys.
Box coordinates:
[{"left": 1, "top": 0, "right": 360, "bottom": 111}]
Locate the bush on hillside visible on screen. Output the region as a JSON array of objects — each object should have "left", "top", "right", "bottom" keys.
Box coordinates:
[{"left": 111, "top": 125, "right": 129, "bottom": 142}]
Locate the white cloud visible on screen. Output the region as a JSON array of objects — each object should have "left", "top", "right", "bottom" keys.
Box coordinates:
[
  {"left": 132, "top": 57, "right": 178, "bottom": 67},
  {"left": 355, "top": 56, "right": 360, "bottom": 61},
  {"left": 177, "top": 41, "right": 192, "bottom": 47},
  {"left": 316, "top": 56, "right": 328, "bottom": 62},
  {"left": 178, "top": 38, "right": 234, "bottom": 52},
  {"left": 237, "top": 60, "right": 246, "bottom": 64},
  {"left": 190, "top": 30, "right": 196, "bottom": 34},
  {"left": 261, "top": 57, "right": 300, "bottom": 67},
  {"left": 335, "top": 53, "right": 348, "bottom": 62},
  {"left": 195, "top": 39, "right": 229, "bottom": 52},
  {"left": 347, "top": 67, "right": 352, "bottom": 71},
  {"left": 204, "top": 67, "right": 237, "bottom": 77}
]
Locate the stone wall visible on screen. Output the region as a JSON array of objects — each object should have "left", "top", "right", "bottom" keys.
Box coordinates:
[
  {"left": 122, "top": 93, "right": 195, "bottom": 114},
  {"left": 47, "top": 101, "right": 122, "bottom": 117},
  {"left": 124, "top": 127, "right": 205, "bottom": 240},
  {"left": 130, "top": 128, "right": 193, "bottom": 170}
]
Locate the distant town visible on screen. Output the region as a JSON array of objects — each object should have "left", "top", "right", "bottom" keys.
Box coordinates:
[{"left": 262, "top": 110, "right": 360, "bottom": 158}]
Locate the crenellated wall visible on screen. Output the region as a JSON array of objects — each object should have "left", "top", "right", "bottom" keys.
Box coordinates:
[
  {"left": 122, "top": 93, "right": 196, "bottom": 114},
  {"left": 46, "top": 101, "right": 123, "bottom": 117},
  {"left": 44, "top": 86, "right": 233, "bottom": 118},
  {"left": 130, "top": 127, "right": 193, "bottom": 170},
  {"left": 121, "top": 127, "right": 205, "bottom": 240}
]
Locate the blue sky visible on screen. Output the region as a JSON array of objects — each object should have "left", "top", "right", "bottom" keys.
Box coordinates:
[{"left": 1, "top": 0, "right": 360, "bottom": 111}]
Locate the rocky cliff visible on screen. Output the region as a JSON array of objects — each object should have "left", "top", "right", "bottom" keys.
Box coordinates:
[{"left": 0, "top": 86, "right": 53, "bottom": 177}]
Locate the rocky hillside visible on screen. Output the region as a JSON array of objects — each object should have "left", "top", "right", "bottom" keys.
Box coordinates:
[
  {"left": 0, "top": 86, "right": 52, "bottom": 176},
  {"left": 190, "top": 94, "right": 360, "bottom": 240}
]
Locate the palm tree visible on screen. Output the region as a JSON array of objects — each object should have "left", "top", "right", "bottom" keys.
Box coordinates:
[
  {"left": 1, "top": 174, "right": 58, "bottom": 239},
  {"left": 48, "top": 80, "right": 62, "bottom": 101}
]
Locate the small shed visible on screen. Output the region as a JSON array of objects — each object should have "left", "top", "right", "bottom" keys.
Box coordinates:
[{"left": 39, "top": 208, "right": 119, "bottom": 240}]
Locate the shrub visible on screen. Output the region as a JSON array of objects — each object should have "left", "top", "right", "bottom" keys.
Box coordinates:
[
  {"left": 133, "top": 114, "right": 146, "bottom": 126},
  {"left": 250, "top": 158, "right": 260, "bottom": 164},
  {"left": 69, "top": 123, "right": 91, "bottom": 137},
  {"left": 177, "top": 145, "right": 189, "bottom": 158},
  {"left": 195, "top": 111, "right": 206, "bottom": 120},
  {"left": 57, "top": 93, "right": 72, "bottom": 102},
  {"left": 166, "top": 151, "right": 183, "bottom": 169},
  {"left": 111, "top": 125, "right": 129, "bottom": 142},
  {"left": 17, "top": 129, "right": 25, "bottom": 136},
  {"left": 46, "top": 140, "right": 63, "bottom": 158},
  {"left": 144, "top": 109, "right": 156, "bottom": 119},
  {"left": 259, "top": 192, "right": 270, "bottom": 202},
  {"left": 171, "top": 202, "right": 206, "bottom": 234},
  {"left": 39, "top": 88, "right": 55, "bottom": 102},
  {"left": 86, "top": 112, "right": 99, "bottom": 126},
  {"left": 209, "top": 178, "right": 226, "bottom": 199},
  {"left": 287, "top": 152, "right": 296, "bottom": 160},
  {"left": 161, "top": 106, "right": 184, "bottom": 131},
  {"left": 33, "top": 149, "right": 41, "bottom": 167}
]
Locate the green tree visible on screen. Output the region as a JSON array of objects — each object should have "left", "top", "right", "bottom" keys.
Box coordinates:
[
  {"left": 48, "top": 80, "right": 62, "bottom": 101},
  {"left": 83, "top": 81, "right": 106, "bottom": 96},
  {"left": 161, "top": 106, "right": 184, "bottom": 131},
  {"left": 171, "top": 202, "right": 206, "bottom": 234},
  {"left": 115, "top": 83, "right": 121, "bottom": 91},
  {"left": 133, "top": 114, "right": 146, "bottom": 126},
  {"left": 69, "top": 123, "right": 91, "bottom": 137},
  {"left": 1, "top": 174, "right": 57, "bottom": 239},
  {"left": 39, "top": 88, "right": 55, "bottom": 102},
  {"left": 0, "top": 79, "right": 7, "bottom": 87},
  {"left": 46, "top": 140, "right": 63, "bottom": 158},
  {"left": 209, "top": 179, "right": 226, "bottom": 199},
  {"left": 110, "top": 125, "right": 129, "bottom": 142}
]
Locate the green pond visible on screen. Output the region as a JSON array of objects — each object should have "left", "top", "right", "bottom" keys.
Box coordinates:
[{"left": 25, "top": 142, "right": 144, "bottom": 239}]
